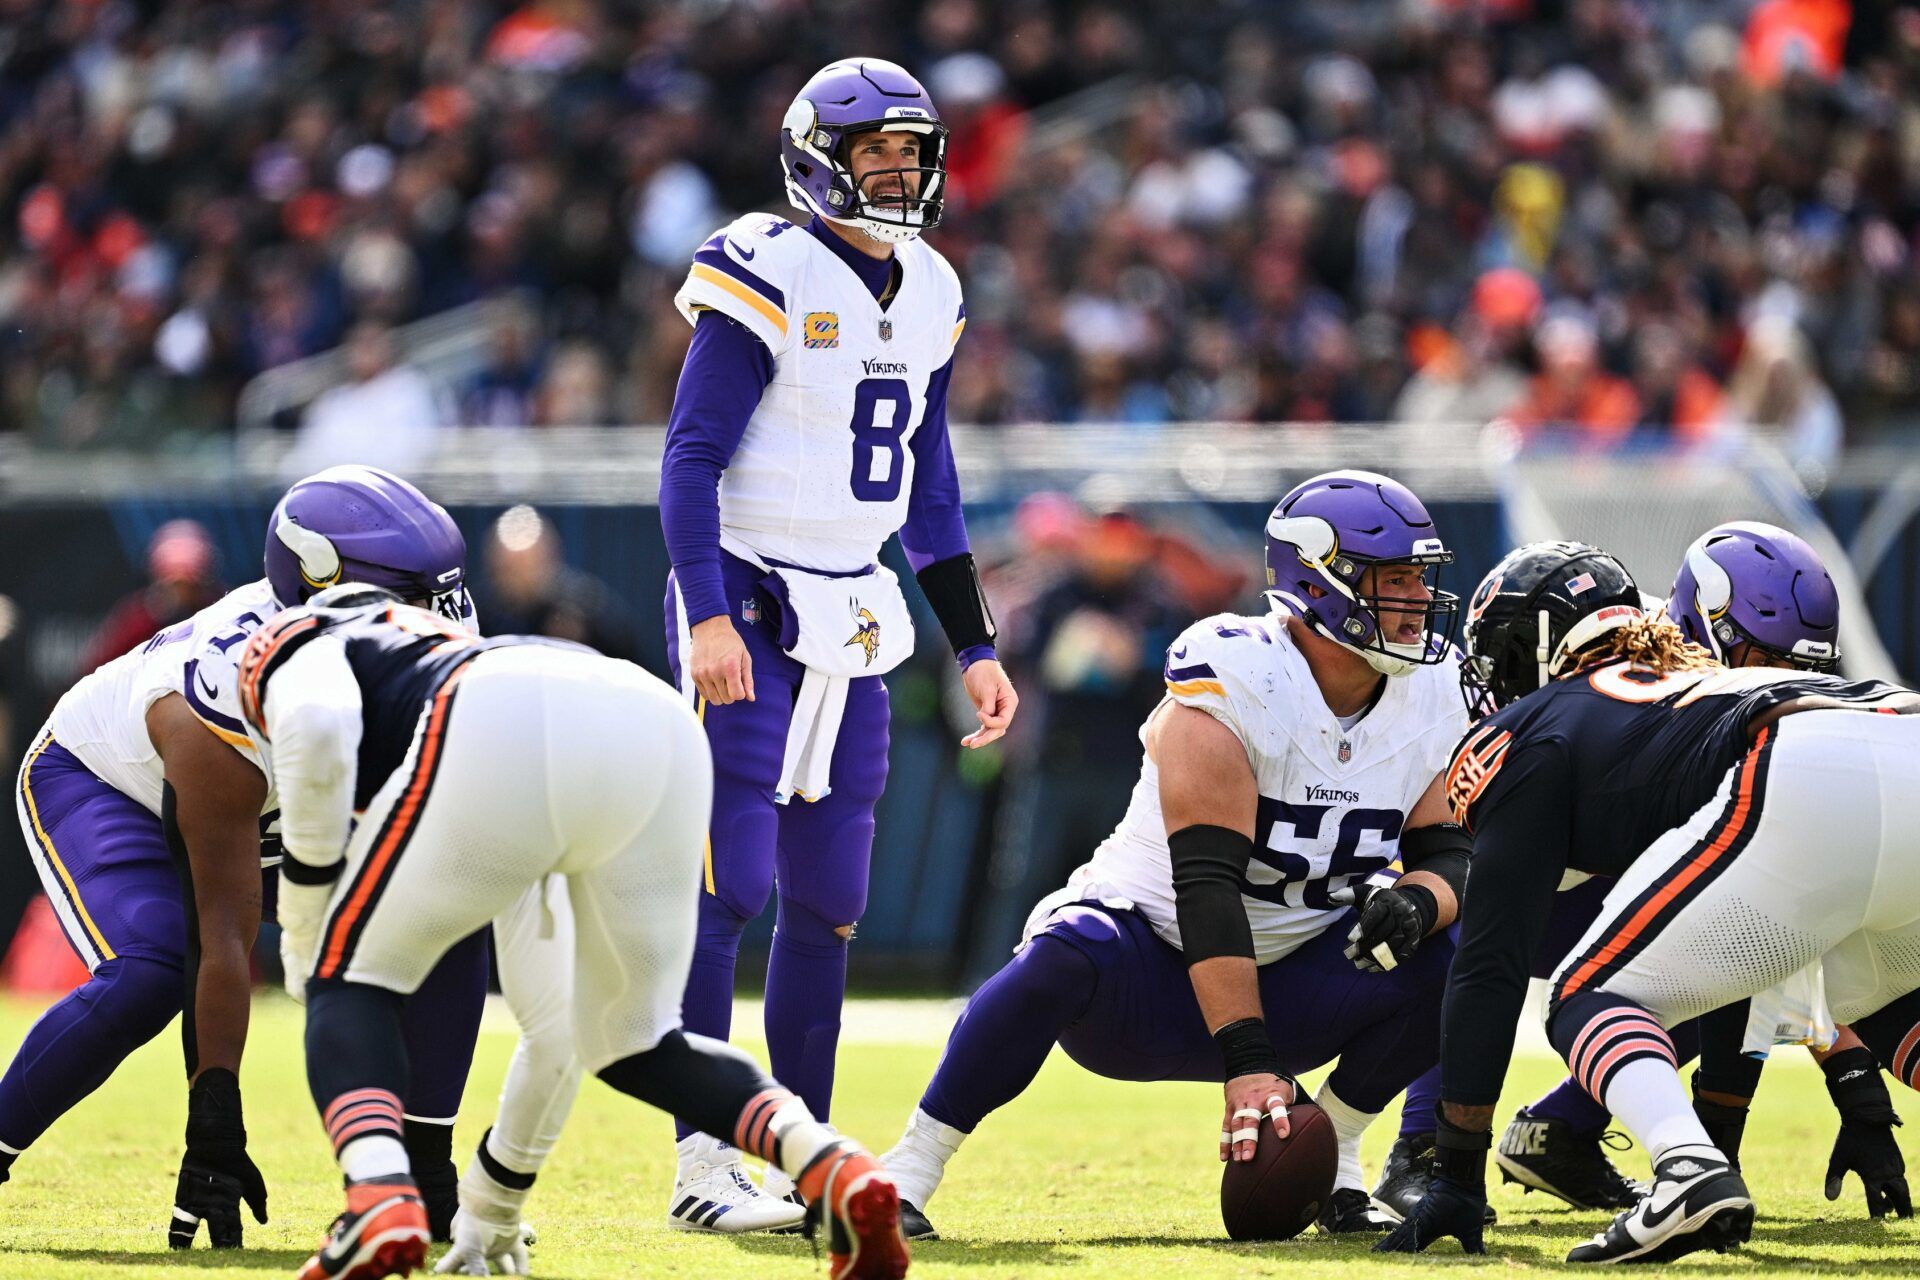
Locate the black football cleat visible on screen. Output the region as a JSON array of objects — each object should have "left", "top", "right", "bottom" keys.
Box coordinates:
[
  {"left": 1496, "top": 1108, "right": 1643, "bottom": 1210},
  {"left": 1317, "top": 1187, "right": 1390, "bottom": 1234},
  {"left": 899, "top": 1199, "right": 939, "bottom": 1241},
  {"left": 1566, "top": 1147, "right": 1751, "bottom": 1264},
  {"left": 1372, "top": 1133, "right": 1497, "bottom": 1226}
]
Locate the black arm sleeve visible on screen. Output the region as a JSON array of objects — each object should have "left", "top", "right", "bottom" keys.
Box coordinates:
[
  {"left": 1168, "top": 824, "right": 1256, "bottom": 965},
  {"left": 913, "top": 553, "right": 997, "bottom": 655},
  {"left": 1398, "top": 822, "right": 1472, "bottom": 903},
  {"left": 161, "top": 781, "right": 204, "bottom": 1079},
  {"left": 1440, "top": 743, "right": 1574, "bottom": 1106}
]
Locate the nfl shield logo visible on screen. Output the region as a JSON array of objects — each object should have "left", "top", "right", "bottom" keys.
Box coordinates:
[
  {"left": 878, "top": 317, "right": 893, "bottom": 342},
  {"left": 1337, "top": 738, "right": 1352, "bottom": 763},
  {"left": 740, "top": 598, "right": 761, "bottom": 625}
]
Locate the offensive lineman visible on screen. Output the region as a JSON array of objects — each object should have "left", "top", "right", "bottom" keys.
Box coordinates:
[
  {"left": 659, "top": 56, "right": 1016, "bottom": 1228},
  {"left": 3, "top": 466, "right": 488, "bottom": 1245},
  {"left": 241, "top": 589, "right": 910, "bottom": 1280},
  {"left": 881, "top": 471, "right": 1474, "bottom": 1238},
  {"left": 1380, "top": 542, "right": 1920, "bottom": 1262}
]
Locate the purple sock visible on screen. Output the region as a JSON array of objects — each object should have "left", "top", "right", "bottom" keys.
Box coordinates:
[
  {"left": 919, "top": 934, "right": 1097, "bottom": 1133},
  {"left": 1527, "top": 1074, "right": 1614, "bottom": 1136},
  {"left": 0, "top": 955, "right": 180, "bottom": 1152},
  {"left": 762, "top": 900, "right": 847, "bottom": 1124},
  {"left": 673, "top": 905, "right": 747, "bottom": 1141},
  {"left": 1399, "top": 1065, "right": 1442, "bottom": 1138}
]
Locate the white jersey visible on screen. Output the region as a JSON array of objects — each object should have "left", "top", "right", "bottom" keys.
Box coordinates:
[
  {"left": 673, "top": 212, "right": 967, "bottom": 572},
  {"left": 47, "top": 579, "right": 281, "bottom": 854},
  {"left": 1071, "top": 610, "right": 1469, "bottom": 964}
]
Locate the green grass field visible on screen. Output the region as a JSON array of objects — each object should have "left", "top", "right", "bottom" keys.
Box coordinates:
[{"left": 1, "top": 993, "right": 1917, "bottom": 1279}]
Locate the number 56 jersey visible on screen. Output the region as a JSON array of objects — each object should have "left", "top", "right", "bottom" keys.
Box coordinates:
[
  {"left": 1073, "top": 610, "right": 1469, "bottom": 964},
  {"left": 673, "top": 212, "right": 966, "bottom": 572}
]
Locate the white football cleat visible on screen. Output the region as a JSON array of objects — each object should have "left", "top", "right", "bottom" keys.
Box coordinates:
[{"left": 667, "top": 1134, "right": 806, "bottom": 1234}]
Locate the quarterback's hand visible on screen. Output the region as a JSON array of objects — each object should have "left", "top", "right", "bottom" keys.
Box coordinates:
[
  {"left": 1335, "top": 882, "right": 1436, "bottom": 973},
  {"left": 689, "top": 614, "right": 753, "bottom": 705},
  {"left": 1220, "top": 1072, "right": 1294, "bottom": 1163},
  {"left": 1375, "top": 1174, "right": 1488, "bottom": 1255},
  {"left": 960, "top": 659, "right": 1017, "bottom": 748},
  {"left": 168, "top": 1069, "right": 268, "bottom": 1249}
]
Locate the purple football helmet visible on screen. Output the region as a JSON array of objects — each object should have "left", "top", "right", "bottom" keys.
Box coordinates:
[
  {"left": 264, "top": 466, "right": 475, "bottom": 628},
  {"left": 1667, "top": 521, "right": 1840, "bottom": 671},
  {"left": 781, "top": 58, "right": 947, "bottom": 243},
  {"left": 1265, "top": 470, "right": 1459, "bottom": 676}
]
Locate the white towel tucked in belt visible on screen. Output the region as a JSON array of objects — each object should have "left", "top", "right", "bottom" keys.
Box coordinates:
[{"left": 766, "top": 562, "right": 914, "bottom": 804}]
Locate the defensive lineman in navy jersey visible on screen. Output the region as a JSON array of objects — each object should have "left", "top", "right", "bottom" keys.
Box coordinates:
[
  {"left": 238, "top": 589, "right": 912, "bottom": 1280},
  {"left": 1381, "top": 542, "right": 1920, "bottom": 1264}
]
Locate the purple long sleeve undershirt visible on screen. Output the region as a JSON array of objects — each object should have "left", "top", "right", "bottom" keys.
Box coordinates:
[{"left": 659, "top": 268, "right": 972, "bottom": 629}]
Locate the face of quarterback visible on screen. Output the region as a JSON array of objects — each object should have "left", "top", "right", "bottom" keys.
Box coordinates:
[
  {"left": 846, "top": 128, "right": 923, "bottom": 209},
  {"left": 1366, "top": 562, "right": 1435, "bottom": 647}
]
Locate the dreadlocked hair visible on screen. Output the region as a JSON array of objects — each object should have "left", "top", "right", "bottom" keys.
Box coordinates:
[{"left": 1569, "top": 614, "right": 1719, "bottom": 676}]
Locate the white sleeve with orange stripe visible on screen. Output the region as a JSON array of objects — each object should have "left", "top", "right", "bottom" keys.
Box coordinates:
[
  {"left": 260, "top": 635, "right": 364, "bottom": 870},
  {"left": 1160, "top": 615, "right": 1280, "bottom": 765},
  {"left": 672, "top": 214, "right": 799, "bottom": 357}
]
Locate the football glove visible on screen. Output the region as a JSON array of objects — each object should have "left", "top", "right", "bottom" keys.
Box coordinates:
[
  {"left": 1823, "top": 1047, "right": 1911, "bottom": 1218},
  {"left": 1334, "top": 882, "right": 1437, "bottom": 973},
  {"left": 1374, "top": 1173, "right": 1488, "bottom": 1255},
  {"left": 435, "top": 1146, "right": 534, "bottom": 1276},
  {"left": 168, "top": 1068, "right": 268, "bottom": 1249}
]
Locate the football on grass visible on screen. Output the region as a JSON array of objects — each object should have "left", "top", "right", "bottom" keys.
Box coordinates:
[{"left": 1219, "top": 1099, "right": 1337, "bottom": 1241}]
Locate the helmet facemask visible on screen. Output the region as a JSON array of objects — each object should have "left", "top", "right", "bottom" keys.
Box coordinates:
[{"left": 782, "top": 99, "right": 948, "bottom": 244}]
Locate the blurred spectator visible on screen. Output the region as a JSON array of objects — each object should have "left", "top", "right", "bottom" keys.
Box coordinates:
[
  {"left": 1722, "top": 315, "right": 1843, "bottom": 471},
  {"left": 967, "top": 508, "right": 1185, "bottom": 976},
  {"left": 481, "top": 504, "right": 635, "bottom": 660},
  {"left": 2, "top": 0, "right": 1918, "bottom": 443},
  {"left": 460, "top": 316, "right": 544, "bottom": 427},
  {"left": 1503, "top": 312, "right": 1641, "bottom": 437},
  {"left": 285, "top": 322, "right": 444, "bottom": 476},
  {"left": 1630, "top": 323, "right": 1724, "bottom": 441},
  {"left": 77, "top": 521, "right": 223, "bottom": 675},
  {"left": 1396, "top": 268, "right": 1540, "bottom": 426}
]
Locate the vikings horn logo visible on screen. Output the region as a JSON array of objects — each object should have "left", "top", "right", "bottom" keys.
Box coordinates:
[
  {"left": 844, "top": 606, "right": 881, "bottom": 667},
  {"left": 275, "top": 517, "right": 343, "bottom": 591}
]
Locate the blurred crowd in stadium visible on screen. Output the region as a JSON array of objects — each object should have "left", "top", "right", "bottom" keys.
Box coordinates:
[{"left": 3, "top": 0, "right": 1918, "bottom": 461}]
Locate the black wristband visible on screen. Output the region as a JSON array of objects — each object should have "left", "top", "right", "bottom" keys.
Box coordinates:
[
  {"left": 1432, "top": 1110, "right": 1491, "bottom": 1189},
  {"left": 1213, "top": 1018, "right": 1282, "bottom": 1080},
  {"left": 477, "top": 1127, "right": 537, "bottom": 1192},
  {"left": 187, "top": 1068, "right": 246, "bottom": 1144},
  {"left": 281, "top": 857, "right": 344, "bottom": 886},
  {"left": 1824, "top": 1047, "right": 1900, "bottom": 1124},
  {"left": 914, "top": 553, "right": 997, "bottom": 655}
]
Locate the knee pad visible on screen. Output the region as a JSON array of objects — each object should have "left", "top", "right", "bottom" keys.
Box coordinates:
[
  {"left": 707, "top": 807, "right": 777, "bottom": 922},
  {"left": 87, "top": 954, "right": 184, "bottom": 1039},
  {"left": 773, "top": 896, "right": 850, "bottom": 953},
  {"left": 779, "top": 816, "right": 875, "bottom": 930},
  {"left": 1548, "top": 990, "right": 1679, "bottom": 1104}
]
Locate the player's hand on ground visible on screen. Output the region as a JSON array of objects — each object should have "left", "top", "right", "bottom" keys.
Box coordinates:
[
  {"left": 960, "top": 658, "right": 1017, "bottom": 748},
  {"left": 1336, "top": 884, "right": 1432, "bottom": 973},
  {"left": 1219, "top": 1072, "right": 1293, "bottom": 1163},
  {"left": 1826, "top": 1116, "right": 1912, "bottom": 1218},
  {"left": 169, "top": 1069, "right": 268, "bottom": 1249},
  {"left": 1374, "top": 1174, "right": 1488, "bottom": 1255},
  {"left": 689, "top": 615, "right": 753, "bottom": 705},
  {"left": 435, "top": 1207, "right": 530, "bottom": 1275}
]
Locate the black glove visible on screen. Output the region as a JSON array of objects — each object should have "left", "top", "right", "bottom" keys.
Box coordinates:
[
  {"left": 169, "top": 1068, "right": 269, "bottom": 1249},
  {"left": 1377, "top": 1114, "right": 1489, "bottom": 1254},
  {"left": 1823, "top": 1047, "right": 1911, "bottom": 1218},
  {"left": 1342, "top": 883, "right": 1437, "bottom": 974},
  {"left": 1375, "top": 1173, "right": 1488, "bottom": 1254}
]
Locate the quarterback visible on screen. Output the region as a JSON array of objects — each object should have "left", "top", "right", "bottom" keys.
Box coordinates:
[{"left": 657, "top": 57, "right": 1017, "bottom": 1228}]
